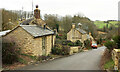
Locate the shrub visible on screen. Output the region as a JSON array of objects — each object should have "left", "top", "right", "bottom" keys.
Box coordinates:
[
  {"left": 97, "top": 38, "right": 103, "bottom": 45},
  {"left": 52, "top": 44, "right": 70, "bottom": 55},
  {"left": 113, "top": 35, "right": 120, "bottom": 49},
  {"left": 56, "top": 33, "right": 67, "bottom": 40},
  {"left": 63, "top": 40, "right": 82, "bottom": 47},
  {"left": 84, "top": 39, "right": 91, "bottom": 48},
  {"left": 62, "top": 45, "right": 70, "bottom": 55},
  {"left": 74, "top": 40, "right": 83, "bottom": 46},
  {"left": 104, "top": 40, "right": 115, "bottom": 52},
  {"left": 52, "top": 44, "right": 62, "bottom": 55},
  {"left": 62, "top": 40, "right": 71, "bottom": 45},
  {"left": 56, "top": 34, "right": 61, "bottom": 39},
  {"left": 18, "top": 58, "right": 27, "bottom": 64},
  {"left": 67, "top": 42, "right": 74, "bottom": 46},
  {"left": 55, "top": 39, "right": 63, "bottom": 45},
  {"left": 56, "top": 47, "right": 62, "bottom": 55},
  {"left": 62, "top": 33, "right": 67, "bottom": 39},
  {"left": 2, "top": 38, "right": 21, "bottom": 64}
]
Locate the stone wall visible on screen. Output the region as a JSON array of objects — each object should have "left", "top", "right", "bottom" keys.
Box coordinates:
[
  {"left": 81, "top": 34, "right": 88, "bottom": 43},
  {"left": 112, "top": 49, "right": 120, "bottom": 70},
  {"left": 69, "top": 46, "right": 81, "bottom": 55},
  {"left": 46, "top": 35, "right": 52, "bottom": 55},
  {"left": 53, "top": 35, "right": 56, "bottom": 47},
  {"left": 3, "top": 26, "right": 54, "bottom": 56}
]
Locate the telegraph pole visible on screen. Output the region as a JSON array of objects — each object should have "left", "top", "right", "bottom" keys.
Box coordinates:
[
  {"left": 118, "top": 22, "right": 120, "bottom": 36},
  {"left": 32, "top": 0, "right": 33, "bottom": 17},
  {"left": 118, "top": 2, "right": 120, "bottom": 36},
  {"left": 21, "top": 6, "right": 23, "bottom": 20}
]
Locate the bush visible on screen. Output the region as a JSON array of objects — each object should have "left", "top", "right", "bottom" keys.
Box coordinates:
[
  {"left": 2, "top": 39, "right": 21, "bottom": 64},
  {"left": 113, "top": 35, "right": 120, "bottom": 49},
  {"left": 104, "top": 40, "right": 115, "bottom": 52},
  {"left": 74, "top": 40, "right": 83, "bottom": 46},
  {"left": 56, "top": 34, "right": 61, "bottom": 39},
  {"left": 56, "top": 33, "right": 67, "bottom": 40},
  {"left": 67, "top": 42, "right": 74, "bottom": 46},
  {"left": 62, "top": 45, "right": 70, "bottom": 55},
  {"left": 64, "top": 40, "right": 82, "bottom": 46},
  {"left": 18, "top": 58, "right": 27, "bottom": 64},
  {"left": 55, "top": 39, "right": 63, "bottom": 45},
  {"left": 52, "top": 44, "right": 62, "bottom": 55},
  {"left": 84, "top": 39, "right": 91, "bottom": 48},
  {"left": 62, "top": 40, "right": 71, "bottom": 45},
  {"left": 96, "top": 38, "right": 103, "bottom": 45},
  {"left": 52, "top": 44, "right": 70, "bottom": 55}
]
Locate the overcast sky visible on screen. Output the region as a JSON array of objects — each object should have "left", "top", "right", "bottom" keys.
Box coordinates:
[{"left": 0, "top": 0, "right": 119, "bottom": 21}]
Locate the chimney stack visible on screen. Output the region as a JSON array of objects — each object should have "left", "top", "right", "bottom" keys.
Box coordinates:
[
  {"left": 34, "top": 5, "right": 40, "bottom": 19},
  {"left": 72, "top": 23, "right": 75, "bottom": 29},
  {"left": 89, "top": 32, "right": 91, "bottom": 36}
]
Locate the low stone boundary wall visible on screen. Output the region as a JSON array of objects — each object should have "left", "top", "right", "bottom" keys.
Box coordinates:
[
  {"left": 112, "top": 49, "right": 120, "bottom": 70},
  {"left": 69, "top": 46, "right": 81, "bottom": 55}
]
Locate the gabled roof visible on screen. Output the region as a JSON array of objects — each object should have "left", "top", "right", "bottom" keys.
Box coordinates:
[
  {"left": 21, "top": 18, "right": 46, "bottom": 25},
  {"left": 21, "top": 18, "right": 34, "bottom": 25},
  {"left": 76, "top": 28, "right": 86, "bottom": 34},
  {"left": 21, "top": 25, "right": 54, "bottom": 38},
  {"left": 87, "top": 34, "right": 90, "bottom": 39}
]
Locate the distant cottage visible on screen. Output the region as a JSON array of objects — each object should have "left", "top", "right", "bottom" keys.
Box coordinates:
[
  {"left": 67, "top": 23, "right": 91, "bottom": 43},
  {"left": 2, "top": 5, "right": 56, "bottom": 56}
]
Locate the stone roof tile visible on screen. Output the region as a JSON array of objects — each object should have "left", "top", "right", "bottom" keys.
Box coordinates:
[
  {"left": 21, "top": 25, "right": 54, "bottom": 37},
  {"left": 76, "top": 28, "right": 86, "bottom": 34}
]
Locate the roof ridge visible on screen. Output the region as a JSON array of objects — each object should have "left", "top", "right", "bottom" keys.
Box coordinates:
[
  {"left": 21, "top": 25, "right": 54, "bottom": 38},
  {"left": 75, "top": 28, "right": 86, "bottom": 34},
  {"left": 20, "top": 25, "right": 37, "bottom": 26}
]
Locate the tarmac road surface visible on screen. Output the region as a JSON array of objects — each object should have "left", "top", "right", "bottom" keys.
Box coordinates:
[{"left": 19, "top": 46, "right": 106, "bottom": 70}]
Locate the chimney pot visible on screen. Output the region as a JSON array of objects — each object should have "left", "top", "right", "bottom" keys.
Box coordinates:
[
  {"left": 36, "top": 5, "right": 38, "bottom": 8},
  {"left": 78, "top": 23, "right": 82, "bottom": 29}
]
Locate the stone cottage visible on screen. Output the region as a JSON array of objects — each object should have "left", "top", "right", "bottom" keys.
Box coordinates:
[
  {"left": 3, "top": 25, "right": 56, "bottom": 56},
  {"left": 2, "top": 5, "right": 56, "bottom": 56},
  {"left": 67, "top": 23, "right": 90, "bottom": 43}
]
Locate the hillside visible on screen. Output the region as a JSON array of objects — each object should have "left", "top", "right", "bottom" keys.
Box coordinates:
[{"left": 94, "top": 21, "right": 118, "bottom": 29}]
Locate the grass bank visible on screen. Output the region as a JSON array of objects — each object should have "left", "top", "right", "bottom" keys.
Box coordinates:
[{"left": 100, "top": 48, "right": 114, "bottom": 70}]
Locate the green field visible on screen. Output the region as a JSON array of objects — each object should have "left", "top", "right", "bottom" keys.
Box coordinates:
[{"left": 94, "top": 21, "right": 118, "bottom": 29}]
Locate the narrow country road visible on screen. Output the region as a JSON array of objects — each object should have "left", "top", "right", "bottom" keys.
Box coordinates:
[{"left": 19, "top": 46, "right": 106, "bottom": 70}]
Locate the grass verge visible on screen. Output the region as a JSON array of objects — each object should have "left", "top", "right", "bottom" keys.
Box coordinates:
[
  {"left": 20, "top": 53, "right": 37, "bottom": 60},
  {"left": 104, "top": 58, "right": 114, "bottom": 69},
  {"left": 18, "top": 58, "right": 27, "bottom": 64}
]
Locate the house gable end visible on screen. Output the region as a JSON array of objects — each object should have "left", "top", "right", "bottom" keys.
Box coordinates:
[{"left": 2, "top": 26, "right": 34, "bottom": 39}]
